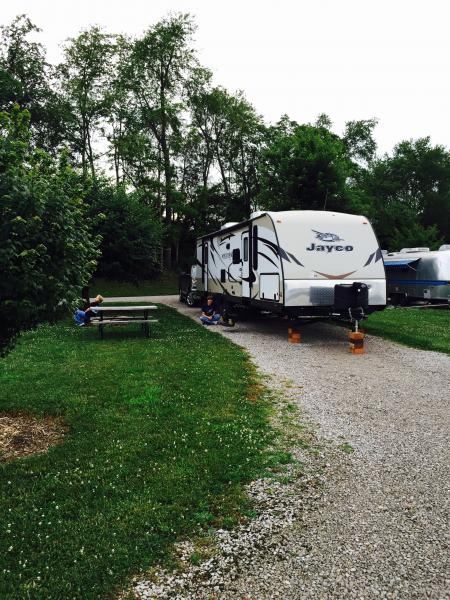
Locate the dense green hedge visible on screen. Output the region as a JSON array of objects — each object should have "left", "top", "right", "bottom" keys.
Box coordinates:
[
  {"left": 89, "top": 183, "right": 162, "bottom": 282},
  {"left": 0, "top": 106, "right": 99, "bottom": 353}
]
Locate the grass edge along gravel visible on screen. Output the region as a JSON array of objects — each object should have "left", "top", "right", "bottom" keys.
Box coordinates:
[
  {"left": 120, "top": 378, "right": 323, "bottom": 599},
  {"left": 363, "top": 307, "right": 450, "bottom": 356},
  {"left": 0, "top": 304, "right": 274, "bottom": 599}
]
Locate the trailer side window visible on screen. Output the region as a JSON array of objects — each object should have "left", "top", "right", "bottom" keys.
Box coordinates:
[
  {"left": 243, "top": 236, "right": 249, "bottom": 261},
  {"left": 253, "top": 225, "right": 258, "bottom": 270}
]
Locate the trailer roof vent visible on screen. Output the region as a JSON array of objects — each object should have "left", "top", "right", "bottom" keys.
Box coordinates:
[
  {"left": 400, "top": 247, "right": 430, "bottom": 253},
  {"left": 220, "top": 222, "right": 238, "bottom": 230},
  {"left": 439, "top": 244, "right": 450, "bottom": 251}
]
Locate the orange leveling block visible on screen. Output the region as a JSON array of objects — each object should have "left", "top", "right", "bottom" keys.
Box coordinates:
[
  {"left": 348, "top": 330, "right": 365, "bottom": 354},
  {"left": 288, "top": 327, "right": 301, "bottom": 344}
]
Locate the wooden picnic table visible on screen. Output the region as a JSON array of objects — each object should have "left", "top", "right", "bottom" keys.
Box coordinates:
[{"left": 94, "top": 305, "right": 158, "bottom": 339}]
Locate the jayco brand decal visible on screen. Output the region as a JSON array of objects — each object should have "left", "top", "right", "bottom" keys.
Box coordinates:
[
  {"left": 312, "top": 230, "right": 343, "bottom": 242},
  {"left": 307, "top": 229, "right": 353, "bottom": 252},
  {"left": 306, "top": 243, "right": 354, "bottom": 252}
]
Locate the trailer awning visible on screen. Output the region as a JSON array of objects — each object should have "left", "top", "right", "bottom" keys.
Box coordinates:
[{"left": 384, "top": 258, "right": 420, "bottom": 268}]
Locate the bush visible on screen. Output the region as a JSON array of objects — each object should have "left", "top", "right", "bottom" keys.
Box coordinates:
[
  {"left": 0, "top": 106, "right": 100, "bottom": 353},
  {"left": 91, "top": 183, "right": 162, "bottom": 282}
]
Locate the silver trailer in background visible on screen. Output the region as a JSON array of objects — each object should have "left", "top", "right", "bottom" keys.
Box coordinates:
[{"left": 384, "top": 245, "right": 450, "bottom": 304}]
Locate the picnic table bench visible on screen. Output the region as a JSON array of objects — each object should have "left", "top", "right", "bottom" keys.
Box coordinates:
[{"left": 92, "top": 305, "right": 158, "bottom": 339}]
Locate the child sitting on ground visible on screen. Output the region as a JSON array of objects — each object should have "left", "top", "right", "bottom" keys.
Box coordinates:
[
  {"left": 74, "top": 294, "right": 104, "bottom": 326},
  {"left": 199, "top": 296, "right": 221, "bottom": 325}
]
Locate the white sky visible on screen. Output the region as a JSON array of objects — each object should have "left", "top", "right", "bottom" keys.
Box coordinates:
[{"left": 2, "top": 0, "right": 450, "bottom": 155}]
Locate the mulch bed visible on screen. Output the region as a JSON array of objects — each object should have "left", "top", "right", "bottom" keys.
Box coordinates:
[{"left": 0, "top": 413, "right": 66, "bottom": 462}]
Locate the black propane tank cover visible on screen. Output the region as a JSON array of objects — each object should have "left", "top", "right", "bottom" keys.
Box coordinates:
[{"left": 334, "top": 282, "right": 369, "bottom": 310}]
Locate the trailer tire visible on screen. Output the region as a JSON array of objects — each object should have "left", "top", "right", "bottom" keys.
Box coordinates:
[{"left": 186, "top": 292, "right": 197, "bottom": 307}]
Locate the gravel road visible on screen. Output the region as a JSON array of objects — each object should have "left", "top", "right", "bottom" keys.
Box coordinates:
[{"left": 136, "top": 297, "right": 450, "bottom": 599}]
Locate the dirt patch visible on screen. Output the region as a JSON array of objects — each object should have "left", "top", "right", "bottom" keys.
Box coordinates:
[{"left": 0, "top": 413, "right": 66, "bottom": 462}]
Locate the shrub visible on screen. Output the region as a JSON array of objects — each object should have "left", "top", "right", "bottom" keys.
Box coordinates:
[{"left": 0, "top": 106, "right": 100, "bottom": 353}]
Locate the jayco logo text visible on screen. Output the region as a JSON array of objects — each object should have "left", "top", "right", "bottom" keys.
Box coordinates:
[{"left": 306, "top": 243, "right": 354, "bottom": 252}]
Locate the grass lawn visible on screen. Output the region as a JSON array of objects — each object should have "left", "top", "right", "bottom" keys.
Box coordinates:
[
  {"left": 91, "top": 271, "right": 179, "bottom": 297},
  {"left": 0, "top": 306, "right": 271, "bottom": 599},
  {"left": 364, "top": 307, "right": 450, "bottom": 355}
]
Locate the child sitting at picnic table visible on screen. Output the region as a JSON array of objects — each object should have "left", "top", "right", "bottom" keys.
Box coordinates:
[
  {"left": 74, "top": 294, "right": 104, "bottom": 326},
  {"left": 199, "top": 296, "right": 221, "bottom": 325}
]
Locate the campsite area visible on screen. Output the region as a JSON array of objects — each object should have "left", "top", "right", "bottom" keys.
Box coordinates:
[
  {"left": 1, "top": 283, "right": 449, "bottom": 598},
  {"left": 1, "top": 2, "right": 450, "bottom": 599}
]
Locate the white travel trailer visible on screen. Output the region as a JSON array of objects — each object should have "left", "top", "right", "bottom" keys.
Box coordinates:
[
  {"left": 384, "top": 245, "right": 450, "bottom": 304},
  {"left": 194, "top": 210, "right": 386, "bottom": 322}
]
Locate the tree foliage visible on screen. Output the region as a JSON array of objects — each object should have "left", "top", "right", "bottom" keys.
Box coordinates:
[
  {"left": 89, "top": 183, "right": 163, "bottom": 282},
  {"left": 361, "top": 138, "right": 450, "bottom": 249},
  {"left": 257, "top": 121, "right": 351, "bottom": 212},
  {"left": 0, "top": 15, "right": 67, "bottom": 151},
  {"left": 59, "top": 26, "right": 116, "bottom": 180},
  {"left": 0, "top": 106, "right": 100, "bottom": 352}
]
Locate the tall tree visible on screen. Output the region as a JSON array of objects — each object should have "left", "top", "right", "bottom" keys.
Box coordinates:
[
  {"left": 59, "top": 26, "right": 115, "bottom": 180},
  {"left": 0, "top": 15, "right": 66, "bottom": 150},
  {"left": 124, "top": 14, "right": 198, "bottom": 266},
  {"left": 189, "top": 86, "right": 264, "bottom": 221}
]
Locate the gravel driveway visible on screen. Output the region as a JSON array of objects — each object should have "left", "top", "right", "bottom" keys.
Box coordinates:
[{"left": 139, "top": 297, "right": 450, "bottom": 599}]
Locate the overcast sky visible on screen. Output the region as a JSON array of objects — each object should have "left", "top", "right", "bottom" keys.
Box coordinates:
[{"left": 2, "top": 0, "right": 449, "bottom": 155}]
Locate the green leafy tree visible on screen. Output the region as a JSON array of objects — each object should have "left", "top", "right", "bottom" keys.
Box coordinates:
[
  {"left": 362, "top": 138, "right": 450, "bottom": 249},
  {"left": 188, "top": 86, "right": 264, "bottom": 222},
  {"left": 122, "top": 14, "right": 199, "bottom": 265},
  {"left": 59, "top": 26, "right": 116, "bottom": 180},
  {"left": 90, "top": 182, "right": 163, "bottom": 282},
  {"left": 257, "top": 121, "right": 351, "bottom": 212},
  {"left": 0, "top": 15, "right": 68, "bottom": 151},
  {"left": 0, "top": 105, "right": 100, "bottom": 352},
  {"left": 343, "top": 118, "right": 378, "bottom": 166}
]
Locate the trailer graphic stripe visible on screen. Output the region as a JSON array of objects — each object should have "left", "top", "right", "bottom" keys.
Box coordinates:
[
  {"left": 257, "top": 251, "right": 278, "bottom": 268},
  {"left": 287, "top": 252, "right": 304, "bottom": 266},
  {"left": 219, "top": 234, "right": 235, "bottom": 244},
  {"left": 365, "top": 248, "right": 385, "bottom": 266},
  {"left": 227, "top": 269, "right": 239, "bottom": 282},
  {"left": 261, "top": 240, "right": 279, "bottom": 258},
  {"left": 364, "top": 251, "right": 376, "bottom": 267},
  {"left": 258, "top": 237, "right": 291, "bottom": 261},
  {"left": 314, "top": 270, "right": 356, "bottom": 280},
  {"left": 207, "top": 267, "right": 228, "bottom": 294}
]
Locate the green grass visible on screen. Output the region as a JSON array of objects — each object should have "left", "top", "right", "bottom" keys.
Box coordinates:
[
  {"left": 90, "top": 271, "right": 179, "bottom": 297},
  {"left": 0, "top": 306, "right": 271, "bottom": 599},
  {"left": 364, "top": 307, "right": 450, "bottom": 355}
]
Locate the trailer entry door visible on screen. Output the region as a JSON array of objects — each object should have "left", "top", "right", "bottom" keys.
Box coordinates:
[{"left": 241, "top": 231, "right": 250, "bottom": 297}]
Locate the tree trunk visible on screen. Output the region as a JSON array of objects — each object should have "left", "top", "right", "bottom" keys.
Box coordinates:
[{"left": 160, "top": 79, "right": 172, "bottom": 268}]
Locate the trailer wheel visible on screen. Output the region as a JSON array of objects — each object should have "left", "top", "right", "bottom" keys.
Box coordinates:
[{"left": 186, "top": 292, "right": 197, "bottom": 307}]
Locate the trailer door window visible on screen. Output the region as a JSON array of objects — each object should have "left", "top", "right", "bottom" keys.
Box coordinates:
[{"left": 243, "top": 236, "right": 249, "bottom": 262}]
